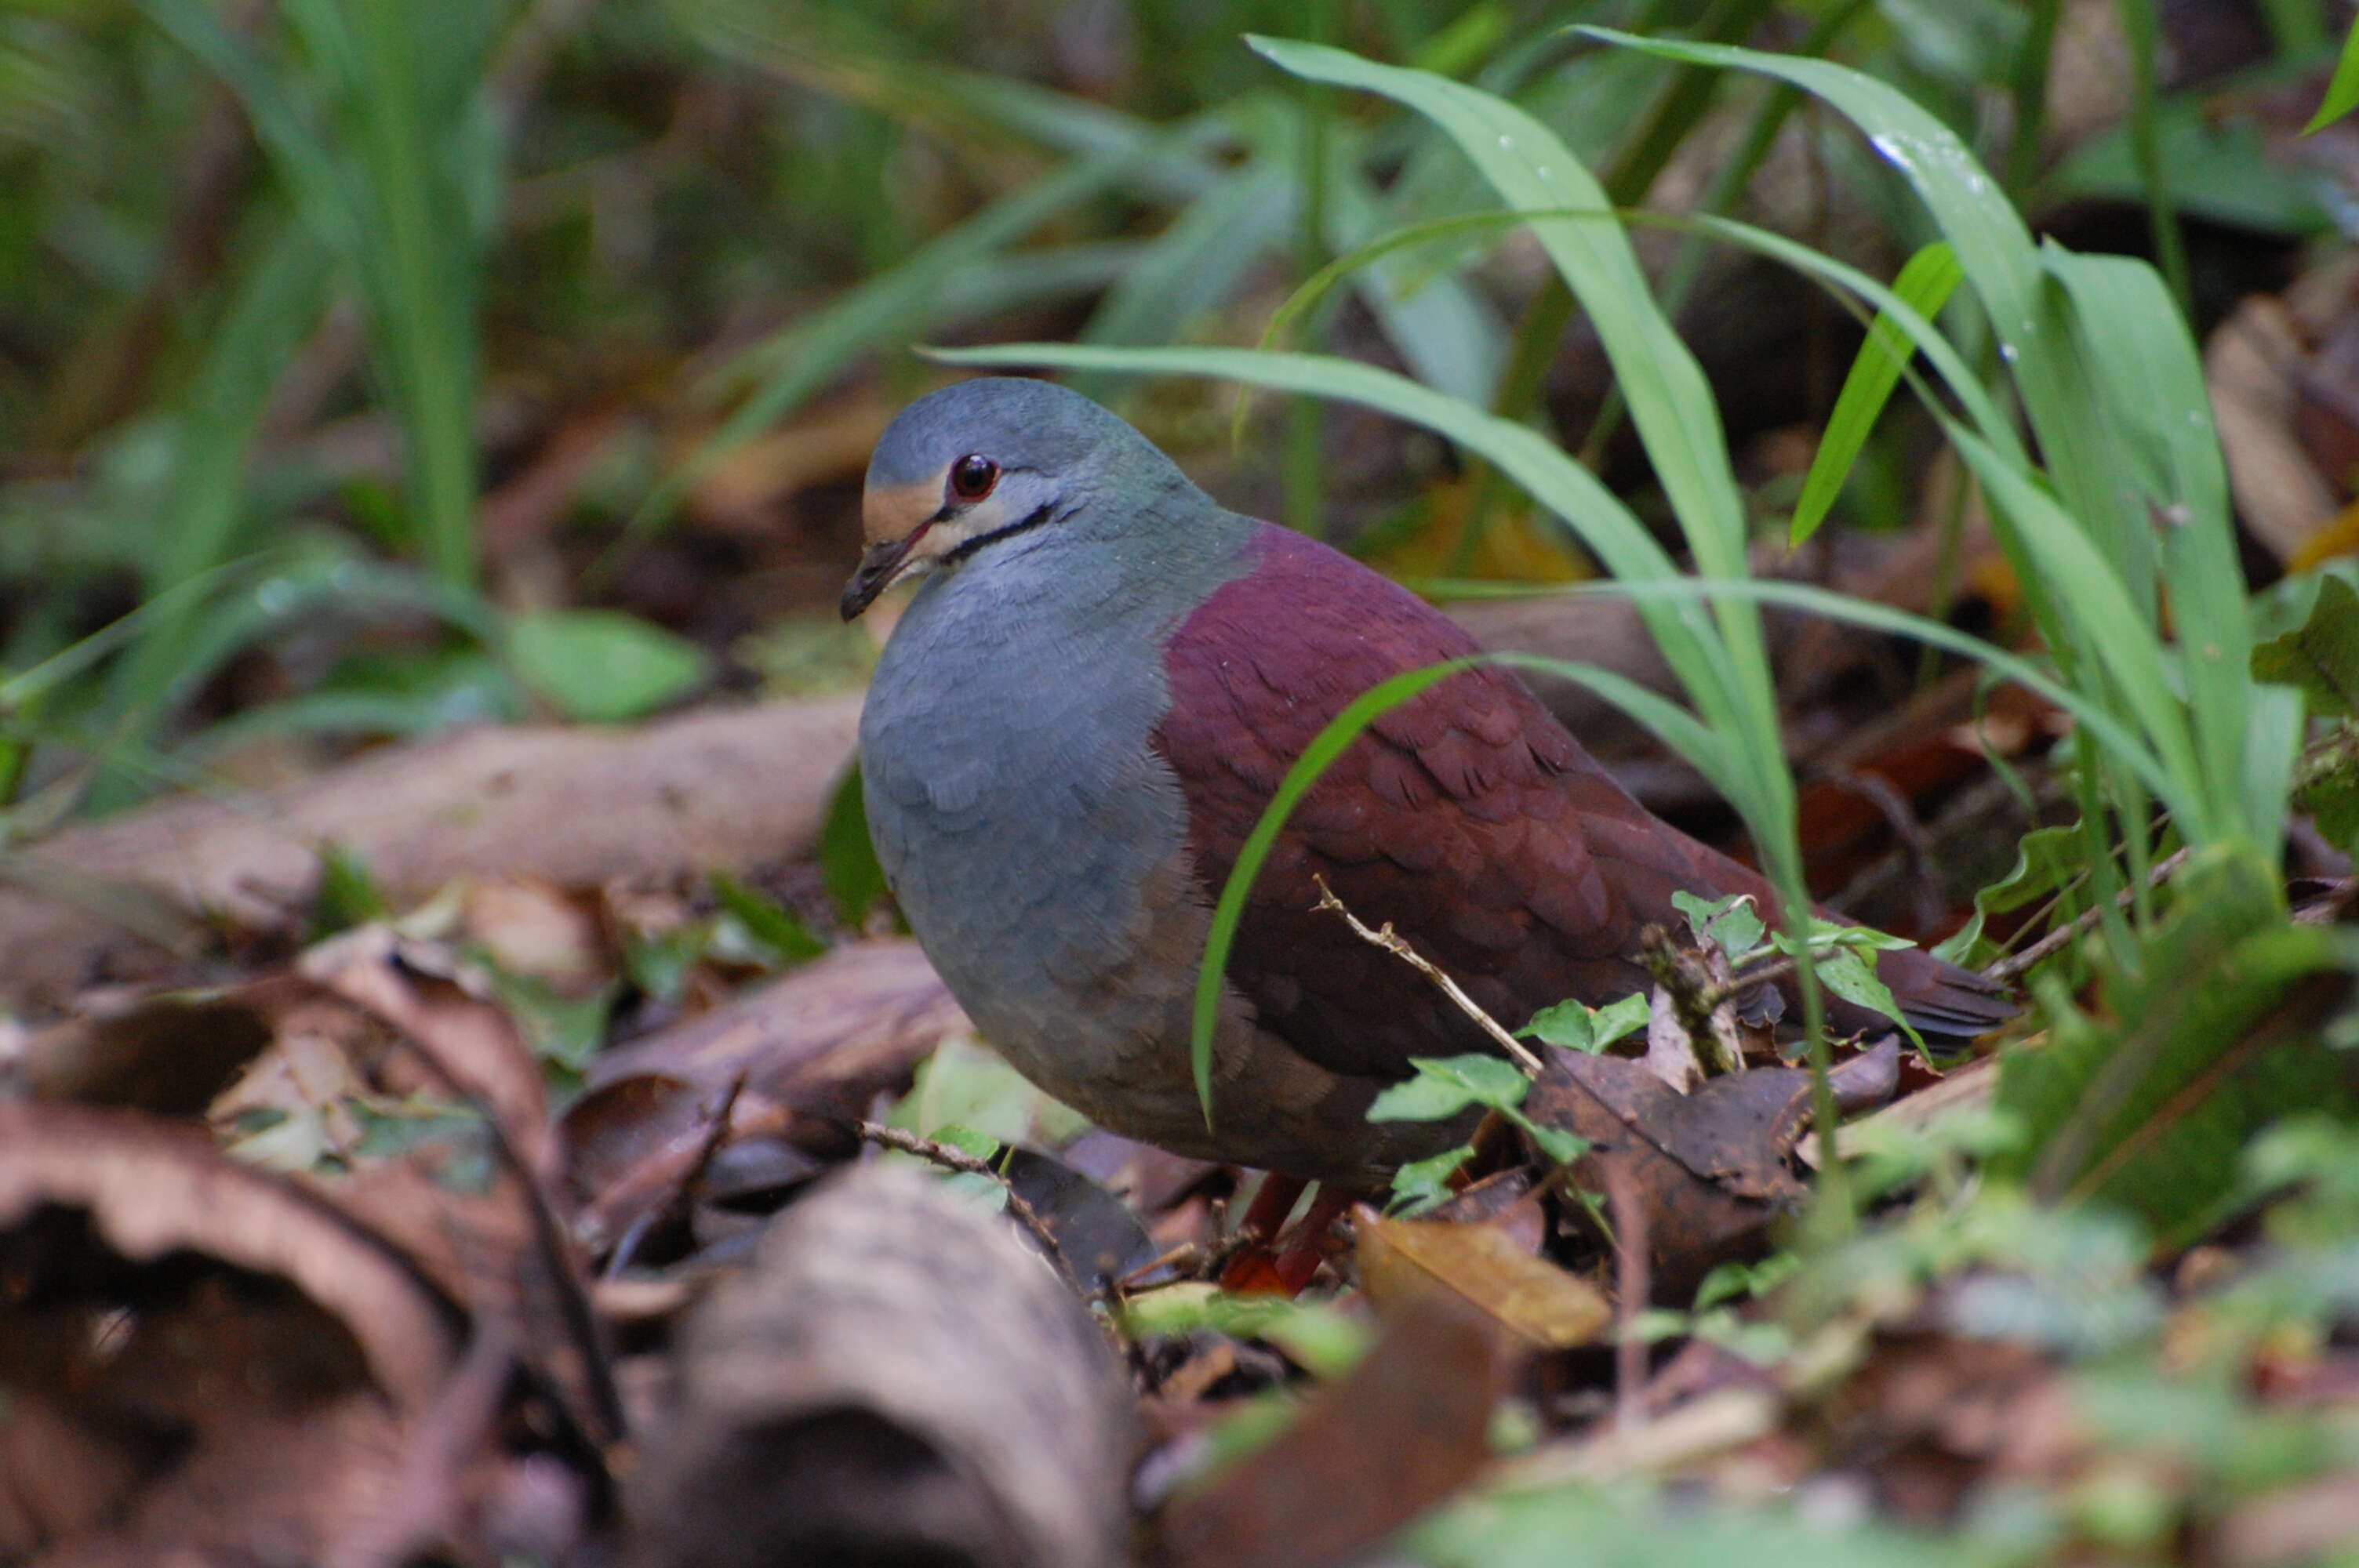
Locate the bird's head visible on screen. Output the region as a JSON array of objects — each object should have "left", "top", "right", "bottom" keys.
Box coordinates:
[{"left": 841, "top": 376, "right": 1181, "bottom": 619}]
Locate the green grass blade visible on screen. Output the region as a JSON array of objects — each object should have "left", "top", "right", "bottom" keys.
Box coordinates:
[
  {"left": 2304, "top": 10, "right": 2359, "bottom": 132},
  {"left": 90, "top": 227, "right": 330, "bottom": 808},
  {"left": 1420, "top": 573, "right": 2196, "bottom": 828},
  {"left": 1586, "top": 27, "right": 2140, "bottom": 608},
  {"left": 1790, "top": 240, "right": 1961, "bottom": 546},
  {"left": 1326, "top": 159, "right": 1507, "bottom": 408},
  {"left": 2115, "top": 0, "right": 2192, "bottom": 314},
  {"left": 1947, "top": 426, "right": 2210, "bottom": 837},
  {"left": 1248, "top": 37, "right": 1761, "bottom": 644},
  {"left": 338, "top": 0, "right": 489, "bottom": 588},
  {"left": 1185, "top": 659, "right": 1478, "bottom": 1122},
  {"left": 1072, "top": 158, "right": 1296, "bottom": 401},
  {"left": 2045, "top": 247, "right": 2265, "bottom": 843}
]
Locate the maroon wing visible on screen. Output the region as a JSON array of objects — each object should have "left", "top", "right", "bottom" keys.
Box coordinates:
[{"left": 1155, "top": 523, "right": 2009, "bottom": 1082}]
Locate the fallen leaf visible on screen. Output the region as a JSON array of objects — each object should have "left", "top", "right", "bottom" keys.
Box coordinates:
[
  {"left": 1156, "top": 1287, "right": 1512, "bottom": 1568},
  {"left": 1358, "top": 1207, "right": 1612, "bottom": 1350},
  {"left": 1525, "top": 1051, "right": 1814, "bottom": 1301}
]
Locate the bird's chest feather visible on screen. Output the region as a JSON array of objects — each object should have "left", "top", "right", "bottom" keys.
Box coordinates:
[{"left": 856, "top": 541, "right": 1241, "bottom": 1091}]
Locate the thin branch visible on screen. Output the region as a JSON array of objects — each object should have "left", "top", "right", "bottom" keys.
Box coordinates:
[
  {"left": 852, "top": 1120, "right": 1079, "bottom": 1294},
  {"left": 1311, "top": 875, "right": 1544, "bottom": 1075},
  {"left": 1986, "top": 847, "right": 2189, "bottom": 982}
]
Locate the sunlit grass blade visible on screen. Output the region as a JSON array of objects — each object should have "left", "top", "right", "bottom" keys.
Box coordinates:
[
  {"left": 1790, "top": 240, "right": 1961, "bottom": 546},
  {"left": 1248, "top": 37, "right": 1755, "bottom": 603},
  {"left": 1585, "top": 27, "right": 2140, "bottom": 599}
]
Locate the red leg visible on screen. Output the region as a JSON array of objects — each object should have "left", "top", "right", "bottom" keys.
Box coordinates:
[
  {"left": 1219, "top": 1174, "right": 1308, "bottom": 1294},
  {"left": 1270, "top": 1185, "right": 1356, "bottom": 1294}
]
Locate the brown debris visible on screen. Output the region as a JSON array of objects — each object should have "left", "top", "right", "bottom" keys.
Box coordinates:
[
  {"left": 1527, "top": 1050, "right": 1816, "bottom": 1301},
  {"left": 0, "top": 693, "right": 863, "bottom": 1013},
  {"left": 627, "top": 1163, "right": 1134, "bottom": 1568},
  {"left": 1153, "top": 1288, "right": 1514, "bottom": 1568}
]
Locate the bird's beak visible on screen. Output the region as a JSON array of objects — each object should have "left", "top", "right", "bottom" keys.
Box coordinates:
[
  {"left": 840, "top": 527, "right": 927, "bottom": 621},
  {"left": 842, "top": 476, "right": 947, "bottom": 621}
]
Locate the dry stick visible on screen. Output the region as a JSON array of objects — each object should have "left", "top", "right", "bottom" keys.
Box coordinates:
[
  {"left": 851, "top": 1120, "right": 1080, "bottom": 1294},
  {"left": 1311, "top": 875, "right": 1543, "bottom": 1075},
  {"left": 1986, "top": 847, "right": 2190, "bottom": 983},
  {"left": 1605, "top": 1156, "right": 1650, "bottom": 1433},
  {"left": 371, "top": 1028, "right": 628, "bottom": 1446}
]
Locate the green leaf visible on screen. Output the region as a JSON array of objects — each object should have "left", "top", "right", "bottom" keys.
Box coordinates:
[
  {"left": 1390, "top": 1144, "right": 1477, "bottom": 1212},
  {"left": 710, "top": 871, "right": 826, "bottom": 966},
  {"left": 1519, "top": 992, "right": 1647, "bottom": 1054},
  {"left": 1671, "top": 889, "right": 1766, "bottom": 964},
  {"left": 507, "top": 610, "right": 709, "bottom": 724},
  {"left": 822, "top": 762, "right": 892, "bottom": 927},
  {"left": 1693, "top": 1251, "right": 1800, "bottom": 1311},
  {"left": 892, "top": 1034, "right": 1090, "bottom": 1150},
  {"left": 1979, "top": 823, "right": 2093, "bottom": 918},
  {"left": 1515, "top": 1116, "right": 1589, "bottom": 1166},
  {"left": 310, "top": 841, "right": 387, "bottom": 939},
  {"left": 2306, "top": 14, "right": 2359, "bottom": 133},
  {"left": 1998, "top": 844, "right": 2359, "bottom": 1247},
  {"left": 485, "top": 969, "right": 615, "bottom": 1074},
  {"left": 1814, "top": 946, "right": 1925, "bottom": 1051},
  {"left": 1114, "top": 1283, "right": 1372, "bottom": 1378},
  {"left": 1365, "top": 1053, "right": 1532, "bottom": 1123},
  {"left": 2252, "top": 572, "right": 2359, "bottom": 718},
  {"left": 1791, "top": 240, "right": 1962, "bottom": 545},
  {"left": 1928, "top": 908, "right": 1988, "bottom": 967}
]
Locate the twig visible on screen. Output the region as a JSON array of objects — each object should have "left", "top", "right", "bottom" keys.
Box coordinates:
[
  {"left": 1311, "top": 875, "right": 1543, "bottom": 1074},
  {"left": 1986, "top": 846, "right": 2190, "bottom": 982},
  {"left": 852, "top": 1120, "right": 1079, "bottom": 1293},
  {"left": 1605, "top": 1158, "right": 1649, "bottom": 1434},
  {"left": 370, "top": 1025, "right": 627, "bottom": 1446}
]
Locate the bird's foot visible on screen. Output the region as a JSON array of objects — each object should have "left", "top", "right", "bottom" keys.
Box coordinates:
[{"left": 1219, "top": 1178, "right": 1357, "bottom": 1297}]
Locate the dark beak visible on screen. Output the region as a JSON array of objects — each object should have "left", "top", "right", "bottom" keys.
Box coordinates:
[{"left": 840, "top": 529, "right": 926, "bottom": 621}]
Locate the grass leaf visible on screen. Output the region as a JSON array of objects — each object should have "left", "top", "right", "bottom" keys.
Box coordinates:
[{"left": 1790, "top": 239, "right": 1961, "bottom": 545}]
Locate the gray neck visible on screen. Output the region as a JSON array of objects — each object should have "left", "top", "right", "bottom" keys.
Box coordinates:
[{"left": 856, "top": 489, "right": 1252, "bottom": 1120}]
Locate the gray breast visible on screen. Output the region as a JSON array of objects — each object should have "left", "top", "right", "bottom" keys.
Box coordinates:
[
  {"left": 859, "top": 529, "right": 1225, "bottom": 1120},
  {"left": 858, "top": 521, "right": 1473, "bottom": 1180}
]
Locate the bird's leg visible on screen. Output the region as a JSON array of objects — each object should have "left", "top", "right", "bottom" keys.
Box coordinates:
[{"left": 1218, "top": 1177, "right": 1364, "bottom": 1296}]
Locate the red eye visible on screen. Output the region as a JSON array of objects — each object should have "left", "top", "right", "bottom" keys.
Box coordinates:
[{"left": 949, "top": 454, "right": 999, "bottom": 501}]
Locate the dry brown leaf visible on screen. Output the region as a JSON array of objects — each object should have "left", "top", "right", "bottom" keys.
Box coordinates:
[
  {"left": 0, "top": 1101, "right": 461, "bottom": 1410},
  {"left": 303, "top": 925, "right": 554, "bottom": 1180},
  {"left": 1526, "top": 1050, "right": 1813, "bottom": 1301},
  {"left": 13, "top": 985, "right": 282, "bottom": 1116},
  {"left": 0, "top": 694, "right": 865, "bottom": 1012},
  {"left": 1155, "top": 1288, "right": 1510, "bottom": 1568},
  {"left": 1357, "top": 1207, "right": 1612, "bottom": 1350},
  {"left": 579, "top": 937, "right": 966, "bottom": 1149}
]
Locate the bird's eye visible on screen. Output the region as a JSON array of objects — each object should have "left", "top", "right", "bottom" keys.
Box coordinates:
[{"left": 948, "top": 454, "right": 1000, "bottom": 501}]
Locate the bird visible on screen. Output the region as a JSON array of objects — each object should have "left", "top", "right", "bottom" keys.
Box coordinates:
[{"left": 841, "top": 376, "right": 2012, "bottom": 1185}]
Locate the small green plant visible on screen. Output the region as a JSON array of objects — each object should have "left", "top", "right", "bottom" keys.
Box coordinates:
[{"left": 1365, "top": 1052, "right": 1588, "bottom": 1214}]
